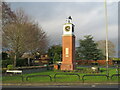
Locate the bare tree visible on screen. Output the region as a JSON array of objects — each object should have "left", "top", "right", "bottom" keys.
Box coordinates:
[
  {"left": 0, "top": 1, "right": 2, "bottom": 52},
  {"left": 2, "top": 9, "right": 48, "bottom": 67},
  {"left": 97, "top": 40, "right": 116, "bottom": 58},
  {"left": 2, "top": 2, "right": 16, "bottom": 26}
]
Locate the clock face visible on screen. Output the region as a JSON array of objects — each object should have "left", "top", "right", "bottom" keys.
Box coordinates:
[{"left": 65, "top": 26, "right": 70, "bottom": 32}]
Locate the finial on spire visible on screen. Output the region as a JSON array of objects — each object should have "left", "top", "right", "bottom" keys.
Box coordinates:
[
  {"left": 68, "top": 16, "right": 72, "bottom": 20},
  {"left": 66, "top": 16, "right": 72, "bottom": 23}
]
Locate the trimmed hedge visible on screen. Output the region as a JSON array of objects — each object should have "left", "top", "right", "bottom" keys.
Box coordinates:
[
  {"left": 2, "top": 58, "right": 28, "bottom": 68},
  {"left": 16, "top": 58, "right": 28, "bottom": 67}
]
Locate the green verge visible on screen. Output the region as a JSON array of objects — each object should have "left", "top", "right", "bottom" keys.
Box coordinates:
[{"left": 2, "top": 67, "right": 119, "bottom": 83}]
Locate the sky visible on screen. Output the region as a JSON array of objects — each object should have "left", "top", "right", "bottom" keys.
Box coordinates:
[{"left": 7, "top": 1, "right": 118, "bottom": 56}]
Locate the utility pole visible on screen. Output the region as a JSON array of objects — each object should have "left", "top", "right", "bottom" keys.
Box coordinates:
[{"left": 104, "top": 0, "right": 109, "bottom": 76}]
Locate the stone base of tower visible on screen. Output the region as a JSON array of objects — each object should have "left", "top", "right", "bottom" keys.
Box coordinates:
[{"left": 61, "top": 64, "right": 75, "bottom": 70}]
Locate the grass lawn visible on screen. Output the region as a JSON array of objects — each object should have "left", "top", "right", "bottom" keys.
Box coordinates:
[{"left": 2, "top": 67, "right": 119, "bottom": 84}]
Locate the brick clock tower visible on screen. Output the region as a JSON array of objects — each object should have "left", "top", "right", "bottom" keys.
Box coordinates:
[{"left": 61, "top": 16, "right": 75, "bottom": 70}]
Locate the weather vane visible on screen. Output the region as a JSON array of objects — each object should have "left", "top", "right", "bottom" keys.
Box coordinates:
[{"left": 66, "top": 16, "right": 72, "bottom": 23}]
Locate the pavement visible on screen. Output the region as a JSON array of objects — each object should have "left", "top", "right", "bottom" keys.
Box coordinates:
[{"left": 1, "top": 82, "right": 120, "bottom": 88}]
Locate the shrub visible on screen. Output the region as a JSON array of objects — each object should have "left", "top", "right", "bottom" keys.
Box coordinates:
[
  {"left": 7, "top": 64, "right": 13, "bottom": 70},
  {"left": 2, "top": 59, "right": 13, "bottom": 68},
  {"left": 2, "top": 68, "right": 7, "bottom": 73},
  {"left": 16, "top": 58, "right": 28, "bottom": 67}
]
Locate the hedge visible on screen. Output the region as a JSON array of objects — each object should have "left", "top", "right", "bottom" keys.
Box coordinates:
[{"left": 2, "top": 59, "right": 13, "bottom": 68}]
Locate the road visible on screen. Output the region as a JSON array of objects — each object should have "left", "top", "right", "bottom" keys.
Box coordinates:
[{"left": 1, "top": 84, "right": 119, "bottom": 89}]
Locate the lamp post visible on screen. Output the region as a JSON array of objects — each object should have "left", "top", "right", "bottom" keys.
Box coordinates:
[{"left": 104, "top": 0, "right": 109, "bottom": 76}]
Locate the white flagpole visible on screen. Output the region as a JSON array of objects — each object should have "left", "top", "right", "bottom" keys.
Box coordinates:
[{"left": 104, "top": 0, "right": 109, "bottom": 76}]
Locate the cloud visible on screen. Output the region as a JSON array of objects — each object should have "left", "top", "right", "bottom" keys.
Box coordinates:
[{"left": 10, "top": 2, "right": 118, "bottom": 48}]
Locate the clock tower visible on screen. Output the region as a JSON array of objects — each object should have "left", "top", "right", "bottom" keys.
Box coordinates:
[{"left": 61, "top": 16, "right": 76, "bottom": 70}]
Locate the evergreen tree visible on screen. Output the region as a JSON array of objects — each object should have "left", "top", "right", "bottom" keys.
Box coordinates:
[
  {"left": 2, "top": 52, "right": 9, "bottom": 60},
  {"left": 77, "top": 35, "right": 104, "bottom": 60},
  {"left": 48, "top": 45, "right": 62, "bottom": 64}
]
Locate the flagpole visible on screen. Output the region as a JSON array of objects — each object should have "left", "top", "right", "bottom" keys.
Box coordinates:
[{"left": 104, "top": 0, "right": 109, "bottom": 76}]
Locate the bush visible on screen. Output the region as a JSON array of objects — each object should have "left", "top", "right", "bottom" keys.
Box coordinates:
[
  {"left": 2, "top": 59, "right": 13, "bottom": 68},
  {"left": 16, "top": 58, "right": 28, "bottom": 67},
  {"left": 7, "top": 64, "right": 13, "bottom": 70},
  {"left": 2, "top": 68, "right": 7, "bottom": 73}
]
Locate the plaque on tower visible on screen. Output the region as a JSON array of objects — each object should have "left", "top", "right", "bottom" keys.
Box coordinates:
[
  {"left": 61, "top": 16, "right": 76, "bottom": 70},
  {"left": 65, "top": 48, "right": 69, "bottom": 57}
]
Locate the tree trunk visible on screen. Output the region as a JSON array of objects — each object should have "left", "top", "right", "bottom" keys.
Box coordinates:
[
  {"left": 13, "top": 54, "right": 16, "bottom": 68},
  {"left": 28, "top": 58, "right": 30, "bottom": 66}
]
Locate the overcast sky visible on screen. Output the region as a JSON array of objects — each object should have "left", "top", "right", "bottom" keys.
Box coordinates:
[{"left": 9, "top": 1, "right": 118, "bottom": 56}]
